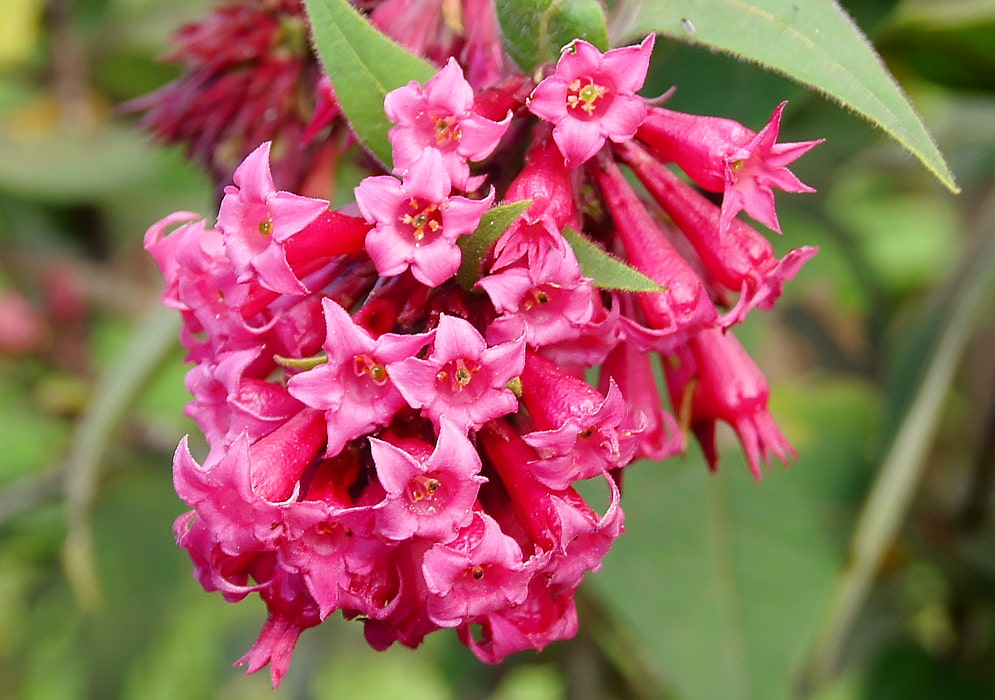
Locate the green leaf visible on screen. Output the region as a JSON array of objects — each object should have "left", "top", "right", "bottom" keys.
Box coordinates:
[
  {"left": 455, "top": 199, "right": 532, "bottom": 290},
  {"left": 612, "top": 0, "right": 959, "bottom": 192},
  {"left": 496, "top": 0, "right": 610, "bottom": 72},
  {"left": 561, "top": 227, "right": 663, "bottom": 292},
  {"left": 304, "top": 0, "right": 436, "bottom": 166}
]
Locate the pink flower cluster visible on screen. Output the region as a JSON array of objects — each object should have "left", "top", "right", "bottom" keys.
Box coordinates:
[{"left": 145, "top": 9, "right": 822, "bottom": 688}]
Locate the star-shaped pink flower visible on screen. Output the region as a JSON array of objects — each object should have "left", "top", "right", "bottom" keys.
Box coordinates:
[
  {"left": 388, "top": 314, "right": 524, "bottom": 433},
  {"left": 386, "top": 57, "right": 510, "bottom": 190},
  {"left": 638, "top": 102, "right": 823, "bottom": 235},
  {"left": 217, "top": 142, "right": 330, "bottom": 294},
  {"left": 354, "top": 149, "right": 494, "bottom": 287},
  {"left": 527, "top": 35, "right": 654, "bottom": 167},
  {"left": 371, "top": 417, "right": 486, "bottom": 543},
  {"left": 287, "top": 298, "right": 432, "bottom": 457}
]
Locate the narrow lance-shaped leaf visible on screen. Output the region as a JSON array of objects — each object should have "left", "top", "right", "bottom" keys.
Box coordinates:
[
  {"left": 304, "top": 0, "right": 436, "bottom": 166},
  {"left": 496, "top": 0, "right": 610, "bottom": 73},
  {"left": 456, "top": 199, "right": 533, "bottom": 290},
  {"left": 562, "top": 227, "right": 664, "bottom": 292},
  {"left": 611, "top": 0, "right": 959, "bottom": 192}
]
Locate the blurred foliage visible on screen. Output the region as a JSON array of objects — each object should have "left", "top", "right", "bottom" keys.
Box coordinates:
[{"left": 0, "top": 0, "right": 994, "bottom": 699}]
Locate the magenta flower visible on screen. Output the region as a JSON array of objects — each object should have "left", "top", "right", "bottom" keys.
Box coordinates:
[
  {"left": 617, "top": 139, "right": 818, "bottom": 326},
  {"left": 386, "top": 57, "right": 511, "bottom": 190},
  {"left": 478, "top": 242, "right": 596, "bottom": 348},
  {"left": 527, "top": 35, "right": 654, "bottom": 167},
  {"left": 663, "top": 326, "right": 796, "bottom": 478},
  {"left": 354, "top": 149, "right": 494, "bottom": 287},
  {"left": 600, "top": 332, "right": 685, "bottom": 462},
  {"left": 287, "top": 298, "right": 432, "bottom": 457},
  {"left": 638, "top": 102, "right": 823, "bottom": 234},
  {"left": 422, "top": 511, "right": 532, "bottom": 627},
  {"left": 389, "top": 314, "right": 525, "bottom": 432},
  {"left": 371, "top": 418, "right": 486, "bottom": 542},
  {"left": 590, "top": 152, "right": 718, "bottom": 351},
  {"left": 217, "top": 142, "right": 330, "bottom": 294},
  {"left": 173, "top": 408, "right": 327, "bottom": 560},
  {"left": 520, "top": 351, "right": 640, "bottom": 489}
]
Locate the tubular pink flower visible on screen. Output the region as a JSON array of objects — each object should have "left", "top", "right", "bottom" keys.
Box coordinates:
[
  {"left": 236, "top": 567, "right": 321, "bottom": 688},
  {"left": 371, "top": 418, "right": 486, "bottom": 542},
  {"left": 217, "top": 142, "right": 330, "bottom": 294},
  {"left": 354, "top": 149, "right": 494, "bottom": 287},
  {"left": 185, "top": 347, "right": 302, "bottom": 449},
  {"left": 287, "top": 298, "right": 432, "bottom": 457},
  {"left": 491, "top": 133, "right": 580, "bottom": 270},
  {"left": 527, "top": 35, "right": 654, "bottom": 167},
  {"left": 386, "top": 57, "right": 511, "bottom": 190},
  {"left": 388, "top": 314, "right": 524, "bottom": 433},
  {"left": 590, "top": 152, "right": 718, "bottom": 351},
  {"left": 600, "top": 335, "right": 685, "bottom": 462},
  {"left": 520, "top": 351, "right": 641, "bottom": 488},
  {"left": 480, "top": 421, "right": 623, "bottom": 590},
  {"left": 663, "top": 326, "right": 796, "bottom": 478},
  {"left": 459, "top": 577, "right": 579, "bottom": 664},
  {"left": 173, "top": 408, "right": 327, "bottom": 561},
  {"left": 616, "top": 139, "right": 818, "bottom": 326},
  {"left": 638, "top": 102, "right": 823, "bottom": 234}
]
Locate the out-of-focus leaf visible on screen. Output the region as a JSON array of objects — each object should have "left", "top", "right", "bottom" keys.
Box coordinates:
[
  {"left": 0, "top": 375, "right": 70, "bottom": 485},
  {"left": 304, "top": 0, "right": 435, "bottom": 166},
  {"left": 827, "top": 174, "right": 959, "bottom": 295},
  {"left": 0, "top": 126, "right": 156, "bottom": 203},
  {"left": 62, "top": 305, "right": 181, "bottom": 610},
  {"left": 562, "top": 227, "right": 664, "bottom": 292},
  {"left": 883, "top": 2, "right": 995, "bottom": 92},
  {"left": 801, "top": 188, "right": 995, "bottom": 691},
  {"left": 611, "top": 0, "right": 959, "bottom": 193},
  {"left": 591, "top": 377, "right": 880, "bottom": 700},
  {"left": 489, "top": 665, "right": 566, "bottom": 700},
  {"left": 310, "top": 648, "right": 456, "bottom": 699},
  {"left": 496, "top": 0, "right": 610, "bottom": 72}
]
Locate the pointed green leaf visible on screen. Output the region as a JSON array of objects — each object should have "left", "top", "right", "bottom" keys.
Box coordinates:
[
  {"left": 304, "top": 0, "right": 436, "bottom": 166},
  {"left": 496, "top": 0, "right": 610, "bottom": 72},
  {"left": 612, "top": 0, "right": 959, "bottom": 192},
  {"left": 456, "top": 199, "right": 532, "bottom": 290},
  {"left": 562, "top": 227, "right": 663, "bottom": 292}
]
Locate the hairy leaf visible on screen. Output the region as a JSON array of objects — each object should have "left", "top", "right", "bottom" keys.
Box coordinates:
[
  {"left": 611, "top": 0, "right": 959, "bottom": 192},
  {"left": 305, "top": 0, "right": 436, "bottom": 166},
  {"left": 562, "top": 227, "right": 663, "bottom": 292}
]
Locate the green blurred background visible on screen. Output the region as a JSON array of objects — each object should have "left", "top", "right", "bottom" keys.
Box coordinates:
[{"left": 1, "top": 0, "right": 994, "bottom": 698}]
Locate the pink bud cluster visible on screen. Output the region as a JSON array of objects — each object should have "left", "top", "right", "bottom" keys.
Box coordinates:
[{"left": 145, "top": 10, "right": 823, "bottom": 687}]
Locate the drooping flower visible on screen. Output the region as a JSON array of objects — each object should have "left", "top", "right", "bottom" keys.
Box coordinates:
[
  {"left": 637, "top": 102, "right": 823, "bottom": 235},
  {"left": 662, "top": 326, "right": 796, "bottom": 478},
  {"left": 527, "top": 35, "right": 654, "bottom": 167},
  {"left": 386, "top": 57, "right": 511, "bottom": 190},
  {"left": 354, "top": 148, "right": 494, "bottom": 286},
  {"left": 520, "top": 350, "right": 641, "bottom": 489},
  {"left": 616, "top": 138, "right": 818, "bottom": 327},
  {"left": 590, "top": 151, "right": 718, "bottom": 351}
]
